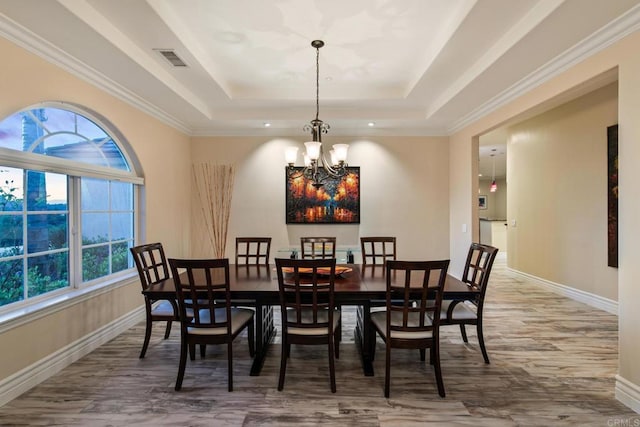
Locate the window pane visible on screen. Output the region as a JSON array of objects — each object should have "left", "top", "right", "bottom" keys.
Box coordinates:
[
  {"left": 83, "top": 245, "right": 109, "bottom": 282},
  {"left": 0, "top": 115, "right": 23, "bottom": 151},
  {"left": 111, "top": 182, "right": 133, "bottom": 211},
  {"left": 27, "top": 253, "right": 69, "bottom": 297},
  {"left": 0, "top": 167, "right": 24, "bottom": 212},
  {"left": 111, "top": 213, "right": 133, "bottom": 241},
  {"left": 25, "top": 171, "right": 67, "bottom": 211},
  {"left": 0, "top": 215, "right": 23, "bottom": 257},
  {"left": 26, "top": 214, "right": 68, "bottom": 252},
  {"left": 75, "top": 114, "right": 107, "bottom": 139},
  {"left": 82, "top": 213, "right": 109, "bottom": 244},
  {"left": 82, "top": 178, "right": 109, "bottom": 211},
  {"left": 112, "top": 241, "right": 132, "bottom": 273},
  {"left": 0, "top": 259, "right": 23, "bottom": 305}
]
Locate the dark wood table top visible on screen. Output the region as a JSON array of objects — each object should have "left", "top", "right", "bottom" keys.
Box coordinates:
[{"left": 142, "top": 264, "right": 478, "bottom": 302}]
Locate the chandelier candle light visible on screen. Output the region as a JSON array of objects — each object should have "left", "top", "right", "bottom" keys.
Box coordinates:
[{"left": 285, "top": 40, "right": 349, "bottom": 188}]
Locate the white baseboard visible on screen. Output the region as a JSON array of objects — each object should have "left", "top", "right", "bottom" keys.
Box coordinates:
[
  {"left": 506, "top": 268, "right": 618, "bottom": 315},
  {"left": 0, "top": 307, "right": 144, "bottom": 407},
  {"left": 616, "top": 375, "right": 640, "bottom": 414}
]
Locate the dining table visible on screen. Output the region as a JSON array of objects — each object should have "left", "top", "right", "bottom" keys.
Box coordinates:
[{"left": 141, "top": 263, "right": 480, "bottom": 377}]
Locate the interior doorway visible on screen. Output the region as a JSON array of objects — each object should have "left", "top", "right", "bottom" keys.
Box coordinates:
[{"left": 478, "top": 129, "right": 507, "bottom": 257}]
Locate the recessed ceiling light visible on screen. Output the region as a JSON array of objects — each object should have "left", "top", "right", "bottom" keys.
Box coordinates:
[
  {"left": 264, "top": 122, "right": 271, "bottom": 127},
  {"left": 368, "top": 122, "right": 375, "bottom": 127}
]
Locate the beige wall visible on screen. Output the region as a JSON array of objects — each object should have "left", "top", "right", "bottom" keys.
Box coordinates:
[
  {"left": 191, "top": 136, "right": 451, "bottom": 262},
  {"left": 0, "top": 37, "right": 192, "bottom": 379},
  {"left": 507, "top": 83, "right": 618, "bottom": 300},
  {"left": 449, "top": 30, "right": 640, "bottom": 409}
]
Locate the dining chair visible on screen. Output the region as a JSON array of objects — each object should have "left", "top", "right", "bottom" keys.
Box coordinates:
[
  {"left": 300, "top": 237, "right": 336, "bottom": 259},
  {"left": 361, "top": 237, "right": 400, "bottom": 308},
  {"left": 232, "top": 237, "right": 272, "bottom": 308},
  {"left": 235, "top": 237, "right": 271, "bottom": 265},
  {"left": 168, "top": 258, "right": 255, "bottom": 391},
  {"left": 299, "top": 237, "right": 342, "bottom": 341},
  {"left": 275, "top": 258, "right": 340, "bottom": 393},
  {"left": 438, "top": 243, "right": 498, "bottom": 364},
  {"left": 370, "top": 259, "right": 450, "bottom": 398},
  {"left": 360, "top": 237, "right": 396, "bottom": 265},
  {"left": 130, "top": 242, "right": 178, "bottom": 359}
]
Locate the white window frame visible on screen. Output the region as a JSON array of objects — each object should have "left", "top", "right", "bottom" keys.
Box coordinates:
[{"left": 0, "top": 102, "right": 143, "bottom": 329}]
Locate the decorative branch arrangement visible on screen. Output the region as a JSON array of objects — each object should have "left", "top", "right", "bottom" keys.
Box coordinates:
[{"left": 192, "top": 163, "right": 235, "bottom": 258}]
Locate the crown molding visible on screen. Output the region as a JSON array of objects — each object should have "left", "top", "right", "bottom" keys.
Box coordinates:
[
  {"left": 447, "top": 3, "right": 640, "bottom": 135},
  {"left": 0, "top": 12, "right": 193, "bottom": 135}
]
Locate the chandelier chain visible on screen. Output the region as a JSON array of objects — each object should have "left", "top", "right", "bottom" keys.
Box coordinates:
[{"left": 315, "top": 45, "right": 320, "bottom": 122}]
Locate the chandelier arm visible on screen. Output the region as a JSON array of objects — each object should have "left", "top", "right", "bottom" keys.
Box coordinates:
[{"left": 319, "top": 149, "right": 345, "bottom": 178}]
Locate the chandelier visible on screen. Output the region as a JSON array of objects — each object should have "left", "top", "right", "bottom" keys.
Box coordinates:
[
  {"left": 490, "top": 152, "right": 497, "bottom": 192},
  {"left": 285, "top": 40, "right": 349, "bottom": 188}
]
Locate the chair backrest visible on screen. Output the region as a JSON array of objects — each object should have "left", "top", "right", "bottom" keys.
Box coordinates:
[
  {"left": 275, "top": 258, "right": 336, "bottom": 333},
  {"left": 130, "top": 242, "right": 170, "bottom": 291},
  {"left": 235, "top": 237, "right": 272, "bottom": 265},
  {"left": 300, "top": 237, "right": 336, "bottom": 259},
  {"left": 385, "top": 260, "right": 450, "bottom": 338},
  {"left": 462, "top": 243, "right": 498, "bottom": 306},
  {"left": 360, "top": 237, "right": 396, "bottom": 265},
  {"left": 168, "top": 258, "right": 231, "bottom": 332}
]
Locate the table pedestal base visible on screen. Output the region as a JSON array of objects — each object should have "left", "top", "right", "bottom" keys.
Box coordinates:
[
  {"left": 355, "top": 303, "right": 375, "bottom": 376},
  {"left": 250, "top": 304, "right": 276, "bottom": 376}
]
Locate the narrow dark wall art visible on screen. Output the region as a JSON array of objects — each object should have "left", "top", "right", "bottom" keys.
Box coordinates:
[{"left": 607, "top": 124, "right": 618, "bottom": 268}]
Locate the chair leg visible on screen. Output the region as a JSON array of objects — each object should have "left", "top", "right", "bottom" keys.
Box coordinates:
[
  {"left": 477, "top": 320, "right": 490, "bottom": 364},
  {"left": 336, "top": 306, "right": 343, "bottom": 342},
  {"left": 420, "top": 349, "right": 426, "bottom": 361},
  {"left": 433, "top": 341, "right": 446, "bottom": 398},
  {"left": 189, "top": 343, "right": 196, "bottom": 361},
  {"left": 248, "top": 319, "right": 255, "bottom": 357},
  {"left": 227, "top": 341, "right": 233, "bottom": 392},
  {"left": 384, "top": 344, "right": 391, "bottom": 398},
  {"left": 459, "top": 324, "right": 468, "bottom": 342},
  {"left": 200, "top": 344, "right": 206, "bottom": 358},
  {"left": 175, "top": 336, "right": 188, "bottom": 391},
  {"left": 370, "top": 324, "right": 377, "bottom": 361},
  {"left": 278, "top": 337, "right": 288, "bottom": 391},
  {"left": 430, "top": 345, "right": 435, "bottom": 365},
  {"left": 139, "top": 316, "right": 153, "bottom": 359},
  {"left": 163, "top": 320, "right": 172, "bottom": 339},
  {"left": 328, "top": 337, "right": 336, "bottom": 393}
]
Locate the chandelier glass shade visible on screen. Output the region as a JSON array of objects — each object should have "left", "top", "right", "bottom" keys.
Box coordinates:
[{"left": 285, "top": 40, "right": 349, "bottom": 188}]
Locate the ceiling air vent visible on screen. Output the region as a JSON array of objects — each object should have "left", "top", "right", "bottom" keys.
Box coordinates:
[{"left": 155, "top": 49, "right": 187, "bottom": 67}]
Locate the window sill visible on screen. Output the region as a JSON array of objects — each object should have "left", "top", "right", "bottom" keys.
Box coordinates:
[{"left": 0, "top": 271, "right": 139, "bottom": 334}]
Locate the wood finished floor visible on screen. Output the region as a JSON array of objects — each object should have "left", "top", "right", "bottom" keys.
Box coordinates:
[{"left": 1, "top": 257, "right": 638, "bottom": 426}]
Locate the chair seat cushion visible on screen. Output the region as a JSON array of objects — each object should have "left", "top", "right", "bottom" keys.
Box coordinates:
[
  {"left": 440, "top": 300, "right": 478, "bottom": 321},
  {"left": 285, "top": 308, "right": 341, "bottom": 336},
  {"left": 151, "top": 300, "right": 177, "bottom": 317},
  {"left": 371, "top": 310, "right": 433, "bottom": 339},
  {"left": 187, "top": 308, "right": 254, "bottom": 335}
]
